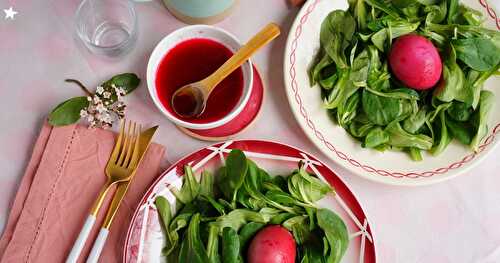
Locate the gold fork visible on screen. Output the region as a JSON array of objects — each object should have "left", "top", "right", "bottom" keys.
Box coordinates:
[{"left": 66, "top": 120, "right": 142, "bottom": 263}]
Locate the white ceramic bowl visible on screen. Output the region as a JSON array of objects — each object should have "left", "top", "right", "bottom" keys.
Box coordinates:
[{"left": 147, "top": 25, "right": 253, "bottom": 130}]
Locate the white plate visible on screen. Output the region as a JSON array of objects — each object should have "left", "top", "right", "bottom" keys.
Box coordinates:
[
  {"left": 283, "top": 0, "right": 500, "bottom": 186},
  {"left": 123, "top": 140, "right": 376, "bottom": 262}
]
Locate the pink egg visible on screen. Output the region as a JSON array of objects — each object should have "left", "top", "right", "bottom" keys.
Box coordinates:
[
  {"left": 389, "top": 34, "right": 442, "bottom": 90},
  {"left": 247, "top": 225, "right": 296, "bottom": 263}
]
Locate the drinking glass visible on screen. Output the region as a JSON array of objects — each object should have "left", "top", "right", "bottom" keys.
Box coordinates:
[{"left": 75, "top": 0, "right": 137, "bottom": 57}]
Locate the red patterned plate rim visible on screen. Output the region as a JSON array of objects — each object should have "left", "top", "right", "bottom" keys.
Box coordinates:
[
  {"left": 284, "top": 0, "right": 500, "bottom": 185},
  {"left": 123, "top": 140, "right": 376, "bottom": 263}
]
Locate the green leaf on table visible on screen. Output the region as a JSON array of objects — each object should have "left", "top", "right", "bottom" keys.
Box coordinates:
[
  {"left": 317, "top": 209, "right": 349, "bottom": 263},
  {"left": 103, "top": 73, "right": 140, "bottom": 94},
  {"left": 48, "top": 96, "right": 89, "bottom": 126}
]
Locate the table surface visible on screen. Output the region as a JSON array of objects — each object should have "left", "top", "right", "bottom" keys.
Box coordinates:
[{"left": 1, "top": 0, "right": 500, "bottom": 262}]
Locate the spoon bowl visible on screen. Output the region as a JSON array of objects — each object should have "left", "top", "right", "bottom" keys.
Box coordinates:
[{"left": 171, "top": 82, "right": 207, "bottom": 118}]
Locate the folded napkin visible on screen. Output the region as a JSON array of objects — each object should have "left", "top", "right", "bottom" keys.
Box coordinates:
[{"left": 0, "top": 123, "right": 166, "bottom": 263}]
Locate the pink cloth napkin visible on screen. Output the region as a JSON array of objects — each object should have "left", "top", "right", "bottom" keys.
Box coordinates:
[{"left": 0, "top": 123, "right": 166, "bottom": 263}]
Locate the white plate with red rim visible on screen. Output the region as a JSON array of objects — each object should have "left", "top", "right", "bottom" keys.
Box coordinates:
[
  {"left": 283, "top": 0, "right": 500, "bottom": 186},
  {"left": 123, "top": 140, "right": 376, "bottom": 263}
]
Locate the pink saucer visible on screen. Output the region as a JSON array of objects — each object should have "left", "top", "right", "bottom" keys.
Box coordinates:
[{"left": 178, "top": 65, "right": 264, "bottom": 141}]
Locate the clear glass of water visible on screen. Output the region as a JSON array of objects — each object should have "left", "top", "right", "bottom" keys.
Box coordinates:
[{"left": 75, "top": 0, "right": 137, "bottom": 57}]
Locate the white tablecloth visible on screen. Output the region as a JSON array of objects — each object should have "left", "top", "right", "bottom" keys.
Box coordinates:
[{"left": 1, "top": 0, "right": 499, "bottom": 262}]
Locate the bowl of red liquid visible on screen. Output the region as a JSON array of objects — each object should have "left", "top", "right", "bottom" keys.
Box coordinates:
[{"left": 147, "top": 25, "right": 253, "bottom": 129}]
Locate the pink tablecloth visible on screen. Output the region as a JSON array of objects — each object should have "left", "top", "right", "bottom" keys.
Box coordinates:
[{"left": 0, "top": 0, "right": 499, "bottom": 262}]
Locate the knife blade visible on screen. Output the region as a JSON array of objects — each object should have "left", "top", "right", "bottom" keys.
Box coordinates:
[{"left": 101, "top": 125, "right": 159, "bottom": 229}]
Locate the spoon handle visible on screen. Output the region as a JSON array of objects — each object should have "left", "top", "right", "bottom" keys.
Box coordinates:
[{"left": 203, "top": 23, "right": 280, "bottom": 91}]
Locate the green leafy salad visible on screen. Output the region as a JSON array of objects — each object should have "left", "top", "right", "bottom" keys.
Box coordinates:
[
  {"left": 154, "top": 149, "right": 349, "bottom": 263},
  {"left": 309, "top": 0, "right": 500, "bottom": 161}
]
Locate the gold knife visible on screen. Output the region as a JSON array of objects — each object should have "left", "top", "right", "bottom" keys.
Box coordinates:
[{"left": 86, "top": 126, "right": 159, "bottom": 263}]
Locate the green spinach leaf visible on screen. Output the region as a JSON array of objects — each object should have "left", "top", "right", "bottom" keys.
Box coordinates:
[
  {"left": 238, "top": 222, "right": 265, "bottom": 251},
  {"left": 317, "top": 209, "right": 349, "bottom": 263},
  {"left": 320, "top": 10, "right": 356, "bottom": 69},
  {"left": 447, "top": 101, "right": 473, "bottom": 121},
  {"left": 222, "top": 227, "right": 242, "bottom": 263},
  {"left": 452, "top": 38, "right": 500, "bottom": 71},
  {"left": 362, "top": 89, "right": 416, "bottom": 126},
  {"left": 364, "top": 127, "right": 389, "bottom": 148},
  {"left": 430, "top": 111, "right": 452, "bottom": 155},
  {"left": 206, "top": 225, "right": 221, "bottom": 263},
  {"left": 434, "top": 46, "right": 467, "bottom": 103},
  {"left": 470, "top": 91, "right": 494, "bottom": 150},
  {"left": 178, "top": 213, "right": 210, "bottom": 263},
  {"left": 385, "top": 121, "right": 433, "bottom": 150},
  {"left": 172, "top": 166, "right": 200, "bottom": 205}
]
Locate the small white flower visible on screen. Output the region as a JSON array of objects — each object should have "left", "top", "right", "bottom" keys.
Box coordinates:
[
  {"left": 80, "top": 109, "right": 88, "bottom": 117},
  {"left": 87, "top": 96, "right": 92, "bottom": 101},
  {"left": 118, "top": 87, "right": 126, "bottom": 96},
  {"left": 103, "top": 91, "right": 111, "bottom": 99},
  {"left": 105, "top": 101, "right": 110, "bottom": 105},
  {"left": 102, "top": 113, "right": 113, "bottom": 123},
  {"left": 87, "top": 115, "right": 95, "bottom": 122},
  {"left": 93, "top": 95, "right": 101, "bottom": 104},
  {"left": 96, "top": 86, "right": 105, "bottom": 95},
  {"left": 96, "top": 103, "right": 107, "bottom": 113}
]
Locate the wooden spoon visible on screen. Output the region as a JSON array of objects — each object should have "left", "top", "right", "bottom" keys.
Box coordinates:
[{"left": 171, "top": 23, "right": 280, "bottom": 118}]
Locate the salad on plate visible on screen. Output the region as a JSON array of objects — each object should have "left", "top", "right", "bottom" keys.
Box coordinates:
[
  {"left": 309, "top": 0, "right": 500, "bottom": 161},
  {"left": 154, "top": 149, "right": 349, "bottom": 263}
]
